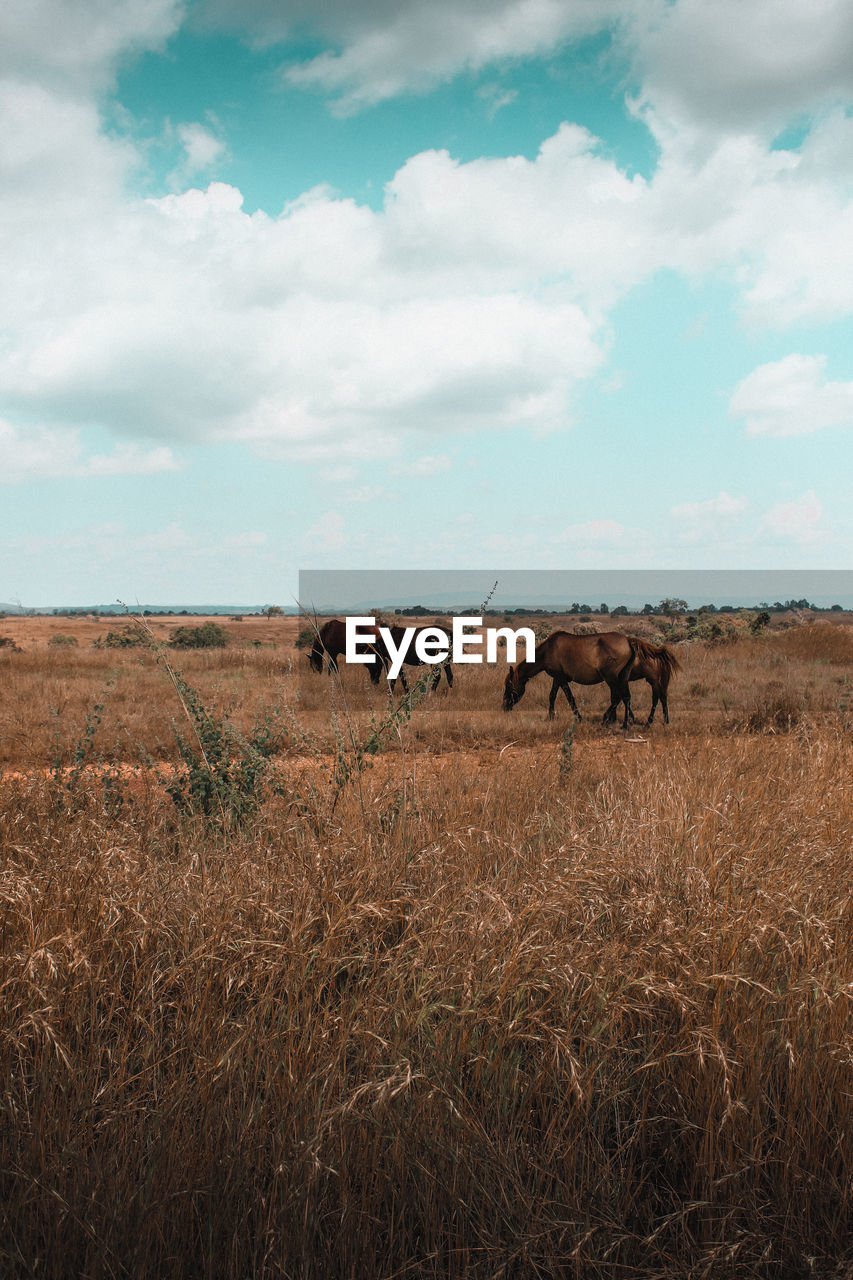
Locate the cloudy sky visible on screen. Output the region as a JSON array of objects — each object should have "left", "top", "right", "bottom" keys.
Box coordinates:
[{"left": 2, "top": 0, "right": 853, "bottom": 605}]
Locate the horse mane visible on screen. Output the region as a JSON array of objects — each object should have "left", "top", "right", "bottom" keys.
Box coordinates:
[{"left": 630, "top": 637, "right": 681, "bottom": 681}]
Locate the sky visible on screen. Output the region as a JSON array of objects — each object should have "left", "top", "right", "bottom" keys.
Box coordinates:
[{"left": 2, "top": 0, "right": 853, "bottom": 606}]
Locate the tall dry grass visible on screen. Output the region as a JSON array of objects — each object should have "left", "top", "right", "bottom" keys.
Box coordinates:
[{"left": 2, "top": 714, "right": 853, "bottom": 1276}]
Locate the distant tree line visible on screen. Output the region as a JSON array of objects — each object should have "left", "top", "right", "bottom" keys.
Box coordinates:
[{"left": 389, "top": 598, "right": 844, "bottom": 617}]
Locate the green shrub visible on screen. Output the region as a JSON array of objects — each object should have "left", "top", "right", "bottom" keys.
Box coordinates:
[
  {"left": 99, "top": 627, "right": 148, "bottom": 649},
  {"left": 169, "top": 622, "right": 229, "bottom": 650},
  {"left": 48, "top": 633, "right": 78, "bottom": 648}
]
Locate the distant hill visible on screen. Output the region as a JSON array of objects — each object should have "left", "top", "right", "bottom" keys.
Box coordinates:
[{"left": 0, "top": 603, "right": 299, "bottom": 616}]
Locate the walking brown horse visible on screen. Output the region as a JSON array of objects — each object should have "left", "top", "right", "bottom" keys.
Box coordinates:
[
  {"left": 308, "top": 618, "right": 383, "bottom": 684},
  {"left": 374, "top": 624, "right": 454, "bottom": 693},
  {"left": 503, "top": 631, "right": 636, "bottom": 727},
  {"left": 624, "top": 638, "right": 681, "bottom": 725}
]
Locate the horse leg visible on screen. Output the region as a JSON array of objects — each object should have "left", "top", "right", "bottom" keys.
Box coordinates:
[
  {"left": 646, "top": 687, "right": 659, "bottom": 726},
  {"left": 561, "top": 678, "right": 582, "bottom": 720},
  {"left": 430, "top": 665, "right": 441, "bottom": 691},
  {"left": 661, "top": 690, "right": 669, "bottom": 724},
  {"left": 444, "top": 664, "right": 454, "bottom": 688},
  {"left": 620, "top": 680, "right": 632, "bottom": 729},
  {"left": 602, "top": 683, "right": 620, "bottom": 725},
  {"left": 547, "top": 676, "right": 560, "bottom": 719}
]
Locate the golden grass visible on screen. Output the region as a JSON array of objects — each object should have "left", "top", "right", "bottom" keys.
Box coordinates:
[{"left": 1, "top": 619, "right": 853, "bottom": 1276}]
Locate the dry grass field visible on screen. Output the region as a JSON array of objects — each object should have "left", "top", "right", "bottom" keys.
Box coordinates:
[{"left": 2, "top": 612, "right": 853, "bottom": 1277}]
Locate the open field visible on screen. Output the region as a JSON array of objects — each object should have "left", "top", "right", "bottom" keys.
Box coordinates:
[{"left": 2, "top": 615, "right": 853, "bottom": 1277}]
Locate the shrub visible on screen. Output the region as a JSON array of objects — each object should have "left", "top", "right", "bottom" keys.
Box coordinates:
[
  {"left": 98, "top": 627, "right": 148, "bottom": 649},
  {"left": 738, "top": 682, "right": 804, "bottom": 732},
  {"left": 48, "top": 633, "right": 78, "bottom": 648},
  {"left": 165, "top": 675, "right": 281, "bottom": 827},
  {"left": 295, "top": 626, "right": 317, "bottom": 650},
  {"left": 169, "top": 622, "right": 229, "bottom": 650}
]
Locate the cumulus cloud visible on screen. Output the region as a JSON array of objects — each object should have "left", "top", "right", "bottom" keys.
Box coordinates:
[
  {"left": 730, "top": 354, "right": 853, "bottom": 437},
  {"left": 171, "top": 120, "right": 227, "bottom": 181},
  {"left": 196, "top": 0, "right": 853, "bottom": 139},
  {"left": 0, "top": 0, "right": 183, "bottom": 94},
  {"left": 196, "top": 0, "right": 629, "bottom": 111},
  {"left": 4, "top": 0, "right": 853, "bottom": 480},
  {"left": 632, "top": 0, "right": 853, "bottom": 138},
  {"left": 0, "top": 420, "right": 181, "bottom": 482},
  {"left": 0, "top": 156, "right": 607, "bottom": 461},
  {"left": 670, "top": 491, "right": 750, "bottom": 521}
]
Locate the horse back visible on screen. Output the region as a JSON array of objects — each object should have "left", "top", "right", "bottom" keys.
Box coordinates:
[{"left": 544, "top": 630, "right": 634, "bottom": 683}]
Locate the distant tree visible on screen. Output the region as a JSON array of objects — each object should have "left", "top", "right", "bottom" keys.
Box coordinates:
[
  {"left": 263, "top": 605, "right": 284, "bottom": 619},
  {"left": 659, "top": 598, "right": 688, "bottom": 620},
  {"left": 751, "top": 610, "right": 771, "bottom": 633},
  {"left": 611, "top": 604, "right": 628, "bottom": 617},
  {"left": 641, "top": 603, "right": 655, "bottom": 615},
  {"left": 831, "top": 603, "right": 843, "bottom": 612},
  {"left": 599, "top": 602, "right": 609, "bottom": 614}
]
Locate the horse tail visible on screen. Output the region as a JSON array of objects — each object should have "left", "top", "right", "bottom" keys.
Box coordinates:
[{"left": 632, "top": 638, "right": 681, "bottom": 689}]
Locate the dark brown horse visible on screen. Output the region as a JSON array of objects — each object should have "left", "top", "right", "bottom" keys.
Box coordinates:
[
  {"left": 374, "top": 624, "right": 454, "bottom": 693},
  {"left": 308, "top": 618, "right": 383, "bottom": 684},
  {"left": 503, "top": 631, "right": 636, "bottom": 727},
  {"left": 624, "top": 638, "right": 681, "bottom": 725}
]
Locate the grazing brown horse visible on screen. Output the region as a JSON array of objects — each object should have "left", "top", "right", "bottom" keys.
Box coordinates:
[
  {"left": 374, "top": 624, "right": 454, "bottom": 693},
  {"left": 308, "top": 618, "right": 383, "bottom": 684},
  {"left": 503, "top": 631, "right": 636, "bottom": 727},
  {"left": 624, "top": 638, "right": 681, "bottom": 725}
]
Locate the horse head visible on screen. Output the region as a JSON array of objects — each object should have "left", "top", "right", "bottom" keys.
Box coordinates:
[{"left": 503, "top": 667, "right": 522, "bottom": 711}]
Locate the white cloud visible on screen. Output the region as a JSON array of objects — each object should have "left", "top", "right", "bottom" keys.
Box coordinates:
[
  {"left": 172, "top": 121, "right": 227, "bottom": 179},
  {"left": 762, "top": 489, "right": 824, "bottom": 543},
  {"left": 0, "top": 420, "right": 180, "bottom": 482},
  {"left": 197, "top": 0, "right": 853, "bottom": 138},
  {"left": 0, "top": 0, "right": 183, "bottom": 94},
  {"left": 276, "top": 0, "right": 628, "bottom": 113},
  {"left": 4, "top": 0, "right": 853, "bottom": 482},
  {"left": 632, "top": 0, "right": 853, "bottom": 138},
  {"left": 730, "top": 354, "right": 853, "bottom": 437},
  {"left": 477, "top": 82, "right": 518, "bottom": 118},
  {"left": 670, "top": 491, "right": 750, "bottom": 521}
]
